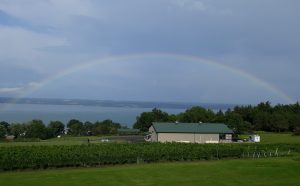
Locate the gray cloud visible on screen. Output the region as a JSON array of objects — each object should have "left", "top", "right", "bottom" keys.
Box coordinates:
[{"left": 0, "top": 0, "right": 299, "bottom": 104}]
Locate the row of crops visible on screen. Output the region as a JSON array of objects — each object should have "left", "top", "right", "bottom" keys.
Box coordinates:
[{"left": 0, "top": 143, "right": 299, "bottom": 170}]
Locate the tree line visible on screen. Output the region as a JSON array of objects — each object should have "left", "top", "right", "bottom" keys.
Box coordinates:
[
  {"left": 1, "top": 101, "right": 300, "bottom": 140},
  {"left": 133, "top": 102, "right": 300, "bottom": 135},
  {"left": 0, "top": 119, "right": 125, "bottom": 140}
]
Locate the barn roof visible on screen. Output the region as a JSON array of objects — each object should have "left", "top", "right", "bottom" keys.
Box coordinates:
[{"left": 152, "top": 122, "right": 233, "bottom": 134}]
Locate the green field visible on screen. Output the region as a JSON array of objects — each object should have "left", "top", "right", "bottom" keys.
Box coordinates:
[
  {"left": 0, "top": 133, "right": 299, "bottom": 185},
  {"left": 0, "top": 155, "right": 300, "bottom": 186},
  {"left": 1, "top": 132, "right": 299, "bottom": 147},
  {"left": 239, "top": 132, "right": 300, "bottom": 144},
  {"left": 0, "top": 135, "right": 134, "bottom": 146}
]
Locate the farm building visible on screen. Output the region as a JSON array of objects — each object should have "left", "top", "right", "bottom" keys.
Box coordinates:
[{"left": 147, "top": 122, "right": 233, "bottom": 143}]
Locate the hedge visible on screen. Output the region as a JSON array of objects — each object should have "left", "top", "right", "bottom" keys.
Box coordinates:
[{"left": 0, "top": 143, "right": 299, "bottom": 170}]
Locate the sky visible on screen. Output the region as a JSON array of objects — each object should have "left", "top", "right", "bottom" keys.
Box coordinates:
[{"left": 0, "top": 0, "right": 299, "bottom": 105}]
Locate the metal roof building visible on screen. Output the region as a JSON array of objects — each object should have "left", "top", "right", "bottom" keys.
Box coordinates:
[{"left": 147, "top": 122, "right": 233, "bottom": 143}]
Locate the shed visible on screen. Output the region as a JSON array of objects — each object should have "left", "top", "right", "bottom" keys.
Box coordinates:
[{"left": 147, "top": 122, "right": 233, "bottom": 143}]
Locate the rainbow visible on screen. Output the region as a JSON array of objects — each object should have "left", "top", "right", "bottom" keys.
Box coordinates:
[{"left": 7, "top": 53, "right": 296, "bottom": 104}]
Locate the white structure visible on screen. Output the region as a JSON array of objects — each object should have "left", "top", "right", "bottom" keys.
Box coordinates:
[{"left": 249, "top": 134, "right": 260, "bottom": 142}]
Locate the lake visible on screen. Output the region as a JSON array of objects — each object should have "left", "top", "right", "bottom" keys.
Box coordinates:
[{"left": 0, "top": 103, "right": 186, "bottom": 126}]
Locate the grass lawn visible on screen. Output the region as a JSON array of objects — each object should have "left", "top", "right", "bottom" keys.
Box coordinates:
[
  {"left": 0, "top": 135, "right": 146, "bottom": 146},
  {"left": 1, "top": 156, "right": 300, "bottom": 186},
  {"left": 1, "top": 132, "right": 299, "bottom": 147},
  {"left": 258, "top": 132, "right": 300, "bottom": 144},
  {"left": 239, "top": 132, "right": 300, "bottom": 144},
  {"left": 0, "top": 136, "right": 125, "bottom": 146}
]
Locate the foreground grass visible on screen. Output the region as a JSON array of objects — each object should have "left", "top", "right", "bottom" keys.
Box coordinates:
[{"left": 1, "top": 156, "right": 300, "bottom": 186}]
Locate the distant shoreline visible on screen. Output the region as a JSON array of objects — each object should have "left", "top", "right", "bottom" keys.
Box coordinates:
[{"left": 0, "top": 97, "right": 235, "bottom": 110}]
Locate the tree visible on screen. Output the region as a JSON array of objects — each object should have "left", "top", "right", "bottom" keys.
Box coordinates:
[
  {"left": 253, "top": 112, "right": 272, "bottom": 131},
  {"left": 133, "top": 108, "right": 169, "bottom": 132},
  {"left": 48, "top": 121, "right": 65, "bottom": 137},
  {"left": 212, "top": 110, "right": 226, "bottom": 123},
  {"left": 92, "top": 120, "right": 121, "bottom": 135},
  {"left": 270, "top": 113, "right": 289, "bottom": 132},
  {"left": 10, "top": 123, "right": 26, "bottom": 138},
  {"left": 0, "top": 125, "right": 6, "bottom": 138},
  {"left": 0, "top": 121, "right": 10, "bottom": 134},
  {"left": 67, "top": 119, "right": 84, "bottom": 136},
  {"left": 168, "top": 114, "right": 178, "bottom": 122},
  {"left": 294, "top": 127, "right": 300, "bottom": 135},
  {"left": 93, "top": 121, "right": 110, "bottom": 135},
  {"left": 25, "top": 120, "right": 48, "bottom": 139},
  {"left": 83, "top": 121, "right": 94, "bottom": 136},
  {"left": 288, "top": 114, "right": 300, "bottom": 131},
  {"left": 177, "top": 106, "right": 215, "bottom": 123},
  {"left": 104, "top": 120, "right": 121, "bottom": 134},
  {"left": 233, "top": 105, "right": 255, "bottom": 124},
  {"left": 225, "top": 112, "right": 246, "bottom": 134},
  {"left": 257, "top": 101, "right": 272, "bottom": 113}
]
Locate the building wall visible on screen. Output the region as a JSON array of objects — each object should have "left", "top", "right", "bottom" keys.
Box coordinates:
[
  {"left": 194, "top": 134, "right": 219, "bottom": 143},
  {"left": 149, "top": 126, "right": 158, "bottom": 142},
  {"left": 157, "top": 133, "right": 219, "bottom": 143}
]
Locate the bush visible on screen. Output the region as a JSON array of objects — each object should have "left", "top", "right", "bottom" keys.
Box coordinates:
[
  {"left": 293, "top": 127, "right": 300, "bottom": 136},
  {"left": 0, "top": 143, "right": 298, "bottom": 171}
]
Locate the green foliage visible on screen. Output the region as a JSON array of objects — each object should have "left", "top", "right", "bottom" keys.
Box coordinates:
[
  {"left": 133, "top": 108, "right": 169, "bottom": 132},
  {"left": 213, "top": 110, "right": 226, "bottom": 123},
  {"left": 0, "top": 143, "right": 298, "bottom": 170},
  {"left": 270, "top": 113, "right": 289, "bottom": 132},
  {"left": 294, "top": 127, "right": 300, "bottom": 136},
  {"left": 132, "top": 102, "right": 300, "bottom": 134},
  {"left": 92, "top": 120, "right": 121, "bottom": 135},
  {"left": 48, "top": 121, "right": 65, "bottom": 137},
  {"left": 225, "top": 112, "right": 244, "bottom": 133},
  {"left": 0, "top": 119, "right": 126, "bottom": 139},
  {"left": 25, "top": 120, "right": 48, "bottom": 140},
  {"left": 9, "top": 123, "right": 26, "bottom": 138},
  {"left": 0, "top": 121, "right": 9, "bottom": 135},
  {"left": 234, "top": 102, "right": 300, "bottom": 132},
  {"left": 66, "top": 119, "right": 122, "bottom": 136},
  {"left": 1, "top": 102, "right": 300, "bottom": 139},
  {"left": 177, "top": 106, "right": 215, "bottom": 123},
  {"left": 67, "top": 119, "right": 84, "bottom": 136},
  {"left": 83, "top": 121, "right": 94, "bottom": 136},
  {"left": 0, "top": 125, "right": 6, "bottom": 138}
]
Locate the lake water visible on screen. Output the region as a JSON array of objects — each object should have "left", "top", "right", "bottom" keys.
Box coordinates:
[{"left": 0, "top": 103, "right": 186, "bottom": 127}]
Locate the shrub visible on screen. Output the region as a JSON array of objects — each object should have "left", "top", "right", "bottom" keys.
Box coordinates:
[
  {"left": 0, "top": 143, "right": 298, "bottom": 171},
  {"left": 293, "top": 127, "right": 300, "bottom": 136}
]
